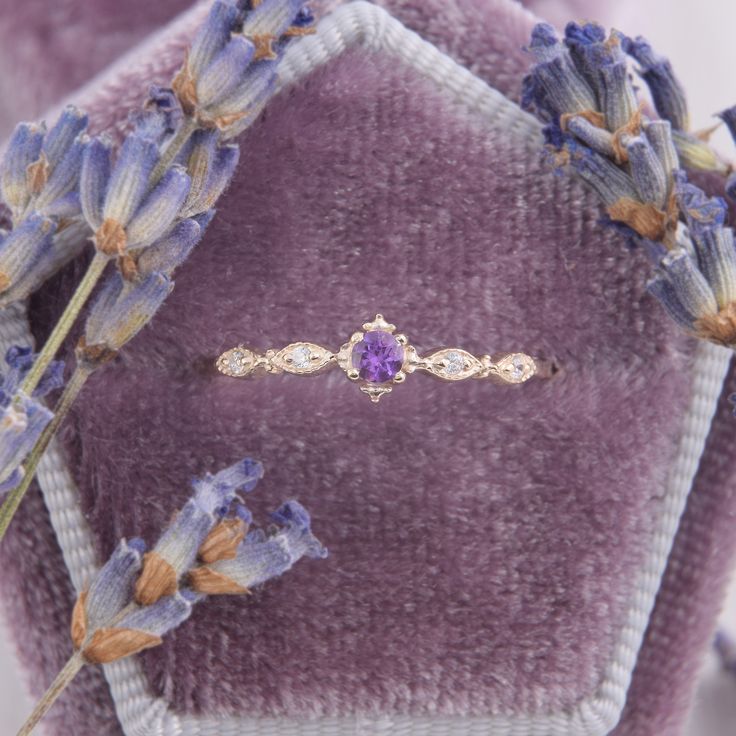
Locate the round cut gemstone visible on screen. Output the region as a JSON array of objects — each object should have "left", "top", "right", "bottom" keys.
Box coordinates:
[{"left": 351, "top": 331, "right": 404, "bottom": 383}]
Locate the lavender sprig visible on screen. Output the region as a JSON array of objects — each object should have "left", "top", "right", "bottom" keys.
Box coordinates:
[
  {"left": 523, "top": 22, "right": 736, "bottom": 349},
  {"left": 0, "top": 0, "right": 315, "bottom": 541},
  {"left": 18, "top": 0, "right": 312, "bottom": 391},
  {"left": 18, "top": 459, "right": 326, "bottom": 736}
]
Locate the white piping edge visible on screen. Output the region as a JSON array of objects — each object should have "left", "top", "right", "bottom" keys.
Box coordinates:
[{"left": 0, "top": 3, "right": 730, "bottom": 735}]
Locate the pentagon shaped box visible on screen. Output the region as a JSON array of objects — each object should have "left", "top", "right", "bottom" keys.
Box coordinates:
[{"left": 0, "top": 2, "right": 734, "bottom": 735}]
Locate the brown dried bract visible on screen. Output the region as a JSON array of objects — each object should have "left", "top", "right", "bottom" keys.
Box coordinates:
[
  {"left": 694, "top": 302, "right": 736, "bottom": 347},
  {"left": 94, "top": 219, "right": 128, "bottom": 256},
  {"left": 189, "top": 567, "right": 249, "bottom": 595},
  {"left": 26, "top": 154, "right": 50, "bottom": 194},
  {"left": 118, "top": 254, "right": 139, "bottom": 282},
  {"left": 70, "top": 591, "right": 88, "bottom": 649},
  {"left": 213, "top": 110, "right": 249, "bottom": 131},
  {"left": 172, "top": 61, "right": 199, "bottom": 117},
  {"left": 76, "top": 336, "right": 119, "bottom": 368},
  {"left": 607, "top": 197, "right": 667, "bottom": 241},
  {"left": 134, "top": 552, "right": 178, "bottom": 606},
  {"left": 284, "top": 25, "right": 317, "bottom": 38},
  {"left": 83, "top": 628, "right": 163, "bottom": 664},
  {"left": 250, "top": 34, "right": 278, "bottom": 61},
  {"left": 198, "top": 519, "right": 247, "bottom": 564}
]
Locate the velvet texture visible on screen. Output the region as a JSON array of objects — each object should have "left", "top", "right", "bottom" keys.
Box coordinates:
[{"left": 0, "top": 1, "right": 732, "bottom": 735}]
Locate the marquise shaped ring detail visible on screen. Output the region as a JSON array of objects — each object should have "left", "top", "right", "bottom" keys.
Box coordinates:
[{"left": 216, "top": 315, "right": 547, "bottom": 403}]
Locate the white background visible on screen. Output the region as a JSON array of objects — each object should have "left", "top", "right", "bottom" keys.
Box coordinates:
[{"left": 0, "top": 1, "right": 735, "bottom": 734}]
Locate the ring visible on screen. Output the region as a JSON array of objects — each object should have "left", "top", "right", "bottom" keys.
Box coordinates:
[{"left": 216, "top": 315, "right": 544, "bottom": 403}]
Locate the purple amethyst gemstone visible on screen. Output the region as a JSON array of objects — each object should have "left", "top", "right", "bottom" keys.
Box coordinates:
[{"left": 351, "top": 331, "right": 404, "bottom": 383}]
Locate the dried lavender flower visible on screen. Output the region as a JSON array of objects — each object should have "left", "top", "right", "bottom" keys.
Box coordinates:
[
  {"left": 523, "top": 21, "right": 736, "bottom": 348},
  {"left": 0, "top": 346, "right": 63, "bottom": 493},
  {"left": 77, "top": 272, "right": 173, "bottom": 366},
  {"left": 68, "top": 458, "right": 324, "bottom": 665},
  {"left": 648, "top": 174, "right": 736, "bottom": 345},
  {"left": 172, "top": 0, "right": 313, "bottom": 138},
  {"left": 0, "top": 107, "right": 93, "bottom": 305},
  {"left": 0, "top": 0, "right": 318, "bottom": 543},
  {"left": 82, "top": 590, "right": 200, "bottom": 664},
  {"left": 1, "top": 107, "right": 88, "bottom": 223},
  {"left": 0, "top": 215, "right": 56, "bottom": 295},
  {"left": 132, "top": 211, "right": 214, "bottom": 278},
  {"left": 134, "top": 458, "right": 264, "bottom": 605},
  {"left": 177, "top": 130, "right": 240, "bottom": 217},
  {"left": 190, "top": 500, "right": 327, "bottom": 594},
  {"left": 80, "top": 134, "right": 191, "bottom": 256},
  {"left": 622, "top": 35, "right": 689, "bottom": 132}
]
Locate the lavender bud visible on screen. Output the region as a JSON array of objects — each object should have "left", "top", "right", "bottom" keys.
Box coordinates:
[
  {"left": 190, "top": 500, "right": 326, "bottom": 595},
  {"left": 0, "top": 123, "right": 45, "bottom": 218},
  {"left": 81, "top": 272, "right": 173, "bottom": 360},
  {"left": 124, "top": 166, "right": 191, "bottom": 248},
  {"left": 72, "top": 538, "right": 146, "bottom": 648},
  {"left": 0, "top": 215, "right": 56, "bottom": 295},
  {"left": 659, "top": 249, "right": 718, "bottom": 318},
  {"left": 82, "top": 590, "right": 199, "bottom": 665},
  {"left": 526, "top": 24, "right": 598, "bottom": 121},
  {"left": 135, "top": 459, "right": 263, "bottom": 605},
  {"left": 643, "top": 120, "right": 679, "bottom": 185},
  {"left": 179, "top": 130, "right": 239, "bottom": 217},
  {"left": 241, "top": 0, "right": 307, "bottom": 60},
  {"left": 626, "top": 135, "right": 668, "bottom": 209},
  {"left": 647, "top": 276, "right": 697, "bottom": 330},
  {"left": 623, "top": 35, "right": 689, "bottom": 132},
  {"left": 135, "top": 213, "right": 212, "bottom": 278}
]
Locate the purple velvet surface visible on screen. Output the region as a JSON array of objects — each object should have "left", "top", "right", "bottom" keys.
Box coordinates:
[{"left": 0, "top": 0, "right": 732, "bottom": 734}]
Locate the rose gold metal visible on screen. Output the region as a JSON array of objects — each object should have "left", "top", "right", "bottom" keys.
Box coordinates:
[{"left": 216, "top": 314, "right": 544, "bottom": 403}]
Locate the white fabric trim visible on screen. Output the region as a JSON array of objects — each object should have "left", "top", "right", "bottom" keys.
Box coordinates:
[{"left": 0, "top": 3, "right": 731, "bottom": 735}]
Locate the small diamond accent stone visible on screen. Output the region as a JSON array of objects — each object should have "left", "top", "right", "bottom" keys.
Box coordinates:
[
  {"left": 444, "top": 352, "right": 464, "bottom": 376},
  {"left": 228, "top": 351, "right": 245, "bottom": 373},
  {"left": 510, "top": 356, "right": 526, "bottom": 380},
  {"left": 290, "top": 346, "right": 312, "bottom": 369}
]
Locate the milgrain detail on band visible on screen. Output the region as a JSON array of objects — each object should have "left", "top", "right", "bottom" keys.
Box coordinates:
[
  {"left": 217, "top": 314, "right": 540, "bottom": 403},
  {"left": 0, "top": 3, "right": 730, "bottom": 736}
]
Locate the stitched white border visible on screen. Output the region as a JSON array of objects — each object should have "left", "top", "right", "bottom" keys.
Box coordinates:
[{"left": 1, "top": 3, "right": 732, "bottom": 735}]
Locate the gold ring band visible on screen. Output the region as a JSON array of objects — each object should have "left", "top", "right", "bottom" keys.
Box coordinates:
[{"left": 217, "top": 314, "right": 545, "bottom": 403}]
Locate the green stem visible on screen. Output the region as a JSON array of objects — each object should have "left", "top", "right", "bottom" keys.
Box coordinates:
[
  {"left": 150, "top": 116, "right": 198, "bottom": 187},
  {"left": 19, "top": 253, "right": 108, "bottom": 397},
  {"left": 0, "top": 366, "right": 91, "bottom": 541},
  {"left": 16, "top": 653, "right": 84, "bottom": 736}
]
